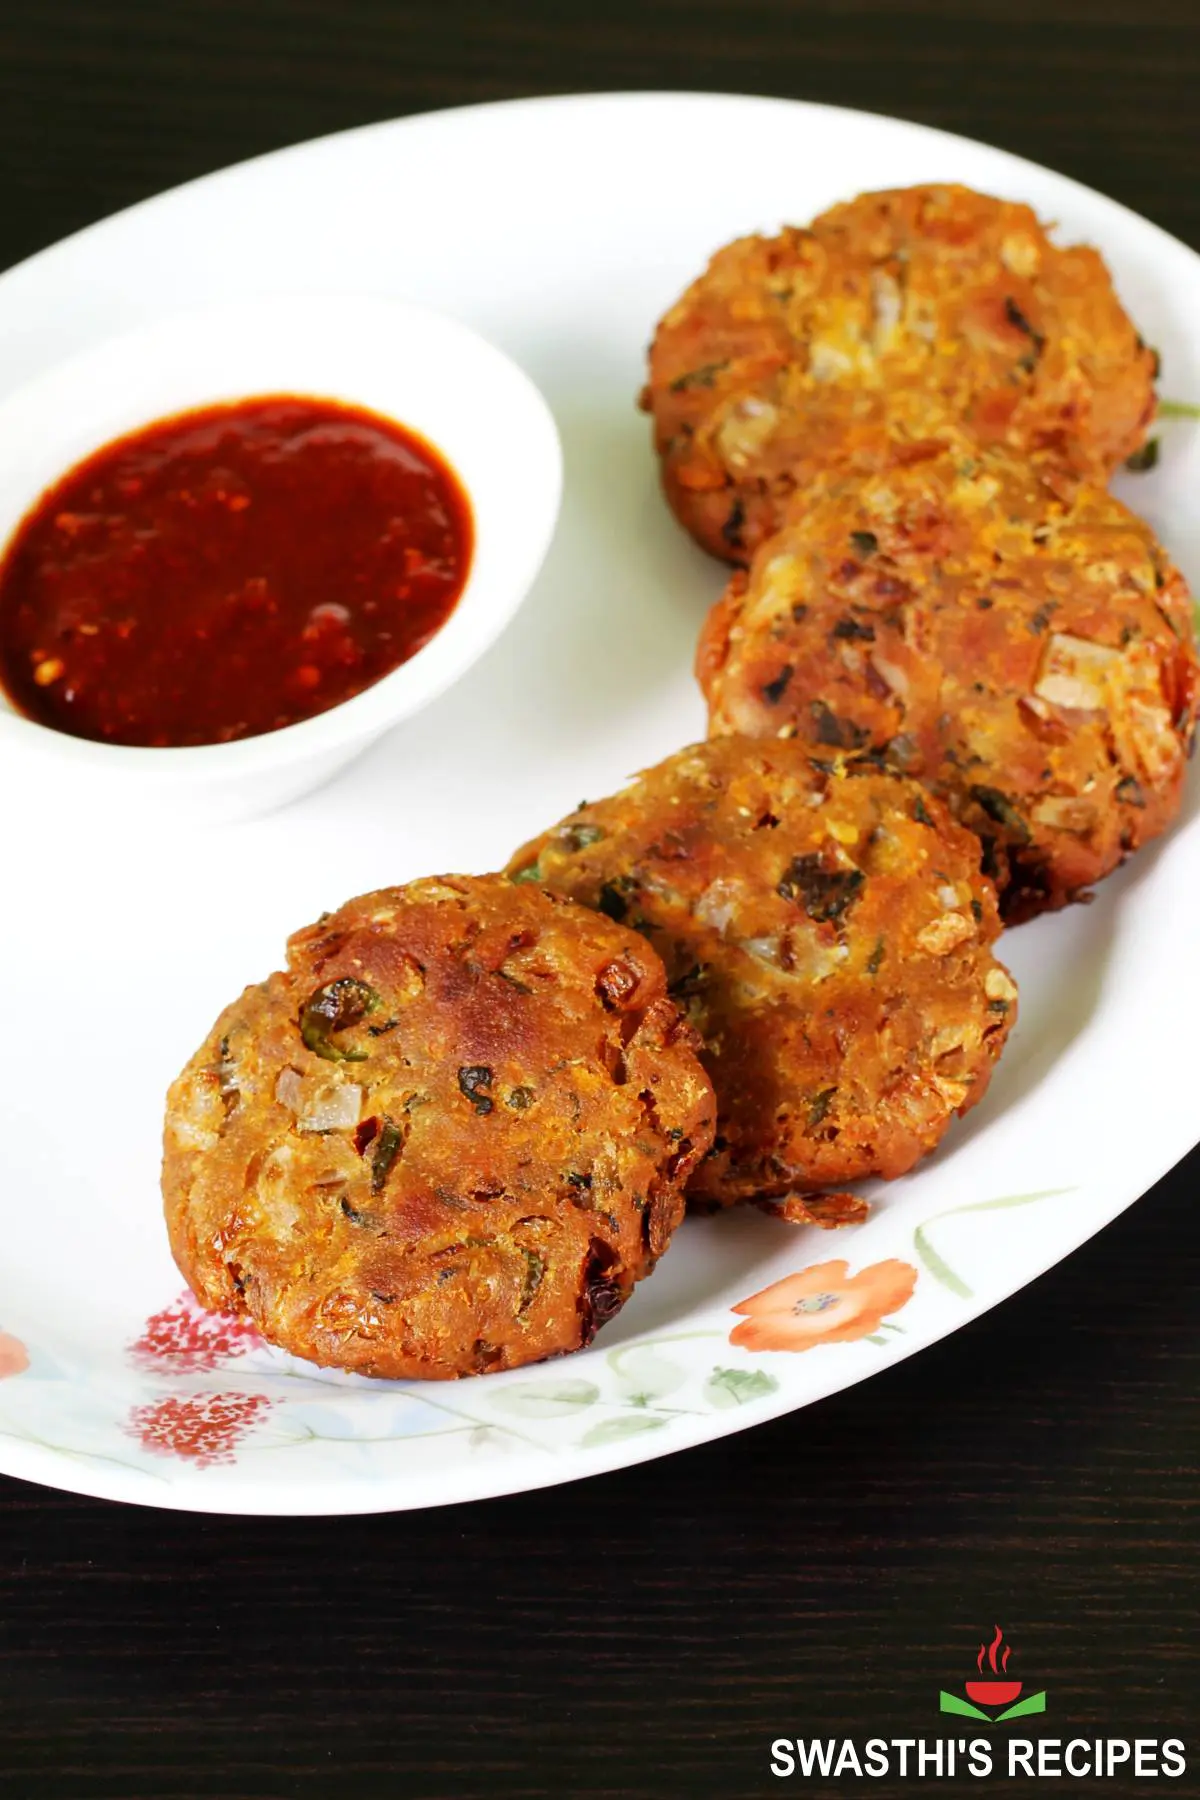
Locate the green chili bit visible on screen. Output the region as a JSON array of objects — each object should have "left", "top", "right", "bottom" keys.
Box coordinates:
[
  {"left": 597, "top": 878, "right": 634, "bottom": 923},
  {"left": 810, "top": 699, "right": 869, "bottom": 750},
  {"left": 510, "top": 861, "right": 544, "bottom": 884},
  {"left": 807, "top": 1087, "right": 838, "bottom": 1129},
  {"left": 1115, "top": 775, "right": 1146, "bottom": 808},
  {"left": 1124, "top": 438, "right": 1160, "bottom": 473},
  {"left": 560, "top": 822, "right": 605, "bottom": 851},
  {"left": 969, "top": 785, "right": 1031, "bottom": 846},
  {"left": 370, "top": 1118, "right": 403, "bottom": 1193},
  {"left": 340, "top": 1196, "right": 376, "bottom": 1228},
  {"left": 668, "top": 360, "right": 729, "bottom": 392},
  {"left": 458, "top": 1065, "right": 495, "bottom": 1115},
  {"left": 518, "top": 1248, "right": 547, "bottom": 1314},
  {"left": 1004, "top": 296, "right": 1044, "bottom": 352},
  {"left": 670, "top": 962, "right": 710, "bottom": 999},
  {"left": 831, "top": 616, "right": 875, "bottom": 642},
  {"left": 778, "top": 853, "right": 865, "bottom": 923},
  {"left": 300, "top": 978, "right": 380, "bottom": 1062}
]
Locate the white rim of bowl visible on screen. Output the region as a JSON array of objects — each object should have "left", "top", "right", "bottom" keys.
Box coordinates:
[{"left": 0, "top": 294, "right": 563, "bottom": 781}]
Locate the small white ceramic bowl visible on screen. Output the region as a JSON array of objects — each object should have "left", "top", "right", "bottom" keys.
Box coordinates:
[{"left": 0, "top": 294, "right": 561, "bottom": 822}]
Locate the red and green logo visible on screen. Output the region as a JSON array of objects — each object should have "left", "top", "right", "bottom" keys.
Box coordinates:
[{"left": 939, "top": 1625, "right": 1047, "bottom": 1723}]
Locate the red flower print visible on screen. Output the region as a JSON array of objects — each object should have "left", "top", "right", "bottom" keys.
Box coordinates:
[
  {"left": 127, "top": 1392, "right": 273, "bottom": 1467},
  {"left": 730, "top": 1258, "right": 917, "bottom": 1352},
  {"left": 0, "top": 1331, "right": 29, "bottom": 1379},
  {"left": 130, "top": 1289, "right": 264, "bottom": 1372}
]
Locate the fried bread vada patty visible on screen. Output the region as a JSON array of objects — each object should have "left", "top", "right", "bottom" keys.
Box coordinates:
[
  {"left": 644, "top": 183, "right": 1156, "bottom": 563},
  {"left": 697, "top": 439, "right": 1200, "bottom": 922},
  {"left": 507, "top": 738, "right": 1015, "bottom": 1208},
  {"left": 163, "top": 876, "right": 715, "bottom": 1380}
]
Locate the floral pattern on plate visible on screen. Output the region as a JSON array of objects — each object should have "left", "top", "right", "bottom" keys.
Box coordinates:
[
  {"left": 729, "top": 1261, "right": 917, "bottom": 1352},
  {"left": 130, "top": 1293, "right": 265, "bottom": 1372},
  {"left": 127, "top": 1391, "right": 275, "bottom": 1467},
  {"left": 0, "top": 1186, "right": 1084, "bottom": 1493},
  {"left": 0, "top": 1332, "right": 28, "bottom": 1379}
]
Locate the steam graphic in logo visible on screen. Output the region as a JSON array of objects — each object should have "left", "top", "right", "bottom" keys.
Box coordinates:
[{"left": 939, "top": 1626, "right": 1047, "bottom": 1723}]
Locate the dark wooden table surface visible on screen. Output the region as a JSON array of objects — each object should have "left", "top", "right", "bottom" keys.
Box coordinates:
[{"left": 1, "top": 4, "right": 1198, "bottom": 1797}]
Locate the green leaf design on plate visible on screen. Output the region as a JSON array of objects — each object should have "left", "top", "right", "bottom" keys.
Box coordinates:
[
  {"left": 1158, "top": 398, "right": 1200, "bottom": 419},
  {"left": 0, "top": 1420, "right": 171, "bottom": 1482},
  {"left": 580, "top": 1413, "right": 669, "bottom": 1449},
  {"left": 914, "top": 1188, "right": 1075, "bottom": 1298},
  {"left": 606, "top": 1341, "right": 687, "bottom": 1403},
  {"left": 488, "top": 1378, "right": 600, "bottom": 1418},
  {"left": 469, "top": 1423, "right": 518, "bottom": 1452},
  {"left": 704, "top": 1367, "right": 780, "bottom": 1409}
]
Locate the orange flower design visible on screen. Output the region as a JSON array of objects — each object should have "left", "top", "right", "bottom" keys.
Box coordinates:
[
  {"left": 0, "top": 1330, "right": 29, "bottom": 1379},
  {"left": 730, "top": 1259, "right": 917, "bottom": 1352}
]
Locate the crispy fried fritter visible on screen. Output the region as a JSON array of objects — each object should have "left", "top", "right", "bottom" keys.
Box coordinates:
[
  {"left": 162, "top": 876, "right": 715, "bottom": 1379},
  {"left": 698, "top": 438, "right": 1199, "bottom": 920},
  {"left": 507, "top": 738, "right": 1015, "bottom": 1207},
  {"left": 644, "top": 184, "right": 1156, "bottom": 562}
]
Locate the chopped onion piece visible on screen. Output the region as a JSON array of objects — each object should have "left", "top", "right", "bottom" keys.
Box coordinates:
[
  {"left": 299, "top": 1082, "right": 363, "bottom": 1133},
  {"left": 1034, "top": 633, "right": 1118, "bottom": 711},
  {"left": 869, "top": 650, "right": 910, "bottom": 699},
  {"left": 985, "top": 968, "right": 1018, "bottom": 1004},
  {"left": 809, "top": 340, "right": 855, "bottom": 382},
  {"left": 715, "top": 395, "right": 780, "bottom": 468},
  {"left": 1031, "top": 796, "right": 1099, "bottom": 835},
  {"left": 870, "top": 268, "right": 902, "bottom": 347},
  {"left": 274, "top": 1067, "right": 304, "bottom": 1113},
  {"left": 695, "top": 878, "right": 741, "bottom": 935},
  {"left": 738, "top": 935, "right": 782, "bottom": 967}
]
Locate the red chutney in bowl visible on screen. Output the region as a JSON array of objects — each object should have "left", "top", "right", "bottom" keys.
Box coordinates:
[{"left": 0, "top": 395, "right": 473, "bottom": 748}]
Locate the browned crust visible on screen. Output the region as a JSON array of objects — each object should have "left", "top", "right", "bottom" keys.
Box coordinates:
[
  {"left": 506, "top": 737, "right": 1016, "bottom": 1206},
  {"left": 645, "top": 184, "right": 1156, "bottom": 563},
  {"left": 162, "top": 875, "right": 715, "bottom": 1379},
  {"left": 698, "top": 438, "right": 1199, "bottom": 920}
]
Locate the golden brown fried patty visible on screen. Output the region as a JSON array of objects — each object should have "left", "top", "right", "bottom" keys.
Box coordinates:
[
  {"left": 162, "top": 876, "right": 715, "bottom": 1380},
  {"left": 644, "top": 183, "right": 1156, "bottom": 562},
  {"left": 507, "top": 738, "right": 1015, "bottom": 1208},
  {"left": 698, "top": 440, "right": 1200, "bottom": 921}
]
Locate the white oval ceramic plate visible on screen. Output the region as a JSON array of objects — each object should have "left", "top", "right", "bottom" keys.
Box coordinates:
[{"left": 2, "top": 93, "right": 1198, "bottom": 1515}]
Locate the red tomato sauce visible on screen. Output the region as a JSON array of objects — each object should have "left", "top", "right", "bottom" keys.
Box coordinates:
[{"left": 0, "top": 395, "right": 472, "bottom": 748}]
